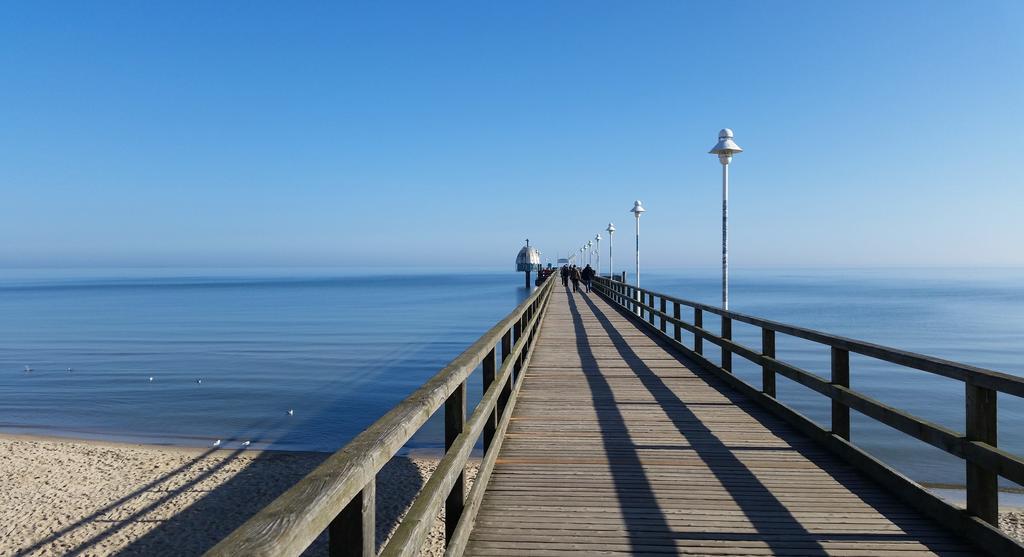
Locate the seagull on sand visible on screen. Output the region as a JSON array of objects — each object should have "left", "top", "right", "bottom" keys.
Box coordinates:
[
  {"left": 213, "top": 439, "right": 221, "bottom": 447},
  {"left": 242, "top": 440, "right": 251, "bottom": 447}
]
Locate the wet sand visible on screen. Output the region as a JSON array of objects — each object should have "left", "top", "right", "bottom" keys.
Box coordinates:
[{"left": 0, "top": 435, "right": 475, "bottom": 556}]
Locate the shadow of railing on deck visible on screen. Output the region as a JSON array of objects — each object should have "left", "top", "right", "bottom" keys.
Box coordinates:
[
  {"left": 565, "top": 288, "right": 675, "bottom": 553},
  {"left": 579, "top": 289, "right": 968, "bottom": 554},
  {"left": 574, "top": 289, "right": 831, "bottom": 554}
]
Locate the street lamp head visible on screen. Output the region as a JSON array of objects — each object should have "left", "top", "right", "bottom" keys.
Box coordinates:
[
  {"left": 709, "top": 128, "right": 743, "bottom": 165},
  {"left": 606, "top": 222, "right": 615, "bottom": 234},
  {"left": 630, "top": 200, "right": 645, "bottom": 218},
  {"left": 595, "top": 233, "right": 601, "bottom": 242}
]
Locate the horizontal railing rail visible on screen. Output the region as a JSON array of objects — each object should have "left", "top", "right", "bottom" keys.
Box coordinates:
[
  {"left": 206, "top": 275, "right": 557, "bottom": 557},
  {"left": 593, "top": 275, "right": 1024, "bottom": 555}
]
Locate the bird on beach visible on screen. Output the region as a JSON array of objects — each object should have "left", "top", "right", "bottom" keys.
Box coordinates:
[
  {"left": 213, "top": 439, "right": 221, "bottom": 447},
  {"left": 242, "top": 440, "right": 251, "bottom": 447}
]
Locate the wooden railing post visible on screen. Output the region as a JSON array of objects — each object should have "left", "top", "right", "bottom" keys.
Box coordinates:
[
  {"left": 329, "top": 479, "right": 375, "bottom": 557},
  {"left": 966, "top": 380, "right": 998, "bottom": 525},
  {"left": 721, "top": 316, "right": 732, "bottom": 372},
  {"left": 831, "top": 347, "right": 850, "bottom": 440},
  {"left": 482, "top": 347, "right": 497, "bottom": 451},
  {"left": 444, "top": 382, "right": 466, "bottom": 542},
  {"left": 512, "top": 319, "right": 523, "bottom": 382},
  {"left": 673, "top": 301, "right": 681, "bottom": 343},
  {"left": 694, "top": 308, "right": 703, "bottom": 355},
  {"left": 498, "top": 330, "right": 512, "bottom": 413},
  {"left": 648, "top": 292, "right": 655, "bottom": 324},
  {"left": 762, "top": 329, "right": 776, "bottom": 397},
  {"left": 659, "top": 297, "right": 667, "bottom": 332}
]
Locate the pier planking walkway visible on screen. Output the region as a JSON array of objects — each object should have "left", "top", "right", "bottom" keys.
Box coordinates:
[{"left": 465, "top": 285, "right": 977, "bottom": 556}]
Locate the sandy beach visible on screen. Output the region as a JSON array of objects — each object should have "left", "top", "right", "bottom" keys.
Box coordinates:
[
  {"left": 0, "top": 435, "right": 476, "bottom": 556},
  {"left": 0, "top": 434, "right": 1021, "bottom": 555}
]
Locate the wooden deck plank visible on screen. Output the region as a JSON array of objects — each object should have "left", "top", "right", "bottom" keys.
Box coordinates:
[{"left": 464, "top": 286, "right": 977, "bottom": 556}]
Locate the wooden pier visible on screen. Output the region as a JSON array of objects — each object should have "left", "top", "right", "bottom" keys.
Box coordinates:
[
  {"left": 208, "top": 275, "right": 1024, "bottom": 556},
  {"left": 465, "top": 288, "right": 974, "bottom": 555}
]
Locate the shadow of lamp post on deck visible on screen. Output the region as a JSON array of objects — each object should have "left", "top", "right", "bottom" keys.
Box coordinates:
[{"left": 709, "top": 128, "right": 743, "bottom": 310}]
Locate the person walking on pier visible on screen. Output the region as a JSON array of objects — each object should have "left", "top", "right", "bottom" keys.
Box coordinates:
[
  {"left": 581, "top": 264, "right": 594, "bottom": 293},
  {"left": 560, "top": 264, "right": 569, "bottom": 287},
  {"left": 569, "top": 265, "right": 581, "bottom": 293}
]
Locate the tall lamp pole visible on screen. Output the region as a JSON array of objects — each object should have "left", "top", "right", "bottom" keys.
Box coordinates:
[
  {"left": 630, "top": 200, "right": 645, "bottom": 287},
  {"left": 594, "top": 233, "right": 601, "bottom": 277},
  {"left": 606, "top": 223, "right": 615, "bottom": 279},
  {"left": 709, "top": 128, "right": 743, "bottom": 310},
  {"left": 586, "top": 241, "right": 592, "bottom": 267}
]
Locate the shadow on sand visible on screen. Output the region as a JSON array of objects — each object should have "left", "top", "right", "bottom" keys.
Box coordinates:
[{"left": 20, "top": 449, "right": 428, "bottom": 556}]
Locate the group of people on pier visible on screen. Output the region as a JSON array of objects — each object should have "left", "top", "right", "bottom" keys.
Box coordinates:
[{"left": 560, "top": 263, "right": 595, "bottom": 293}]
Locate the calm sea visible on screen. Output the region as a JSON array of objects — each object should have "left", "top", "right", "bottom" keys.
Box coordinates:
[{"left": 0, "top": 266, "right": 1022, "bottom": 490}]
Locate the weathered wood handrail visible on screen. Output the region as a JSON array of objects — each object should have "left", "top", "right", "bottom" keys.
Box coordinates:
[
  {"left": 205, "top": 275, "right": 557, "bottom": 557},
  {"left": 594, "top": 275, "right": 1024, "bottom": 554}
]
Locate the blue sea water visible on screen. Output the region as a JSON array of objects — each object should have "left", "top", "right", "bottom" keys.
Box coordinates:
[{"left": 0, "top": 266, "right": 1022, "bottom": 490}]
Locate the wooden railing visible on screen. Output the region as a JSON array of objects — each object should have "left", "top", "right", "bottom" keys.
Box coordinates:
[
  {"left": 594, "top": 275, "right": 1024, "bottom": 554},
  {"left": 206, "top": 275, "right": 557, "bottom": 557}
]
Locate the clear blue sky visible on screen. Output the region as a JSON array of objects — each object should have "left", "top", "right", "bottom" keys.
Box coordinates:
[{"left": 2, "top": 1, "right": 1022, "bottom": 269}]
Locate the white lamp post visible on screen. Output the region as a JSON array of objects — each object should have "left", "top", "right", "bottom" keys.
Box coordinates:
[
  {"left": 630, "top": 200, "right": 645, "bottom": 287},
  {"left": 606, "top": 223, "right": 615, "bottom": 279},
  {"left": 594, "top": 233, "right": 601, "bottom": 277},
  {"left": 709, "top": 128, "right": 743, "bottom": 310},
  {"left": 586, "top": 241, "right": 592, "bottom": 267}
]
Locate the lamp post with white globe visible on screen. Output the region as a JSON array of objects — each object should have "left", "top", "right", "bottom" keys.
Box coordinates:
[
  {"left": 606, "top": 223, "right": 615, "bottom": 279},
  {"left": 630, "top": 201, "right": 646, "bottom": 316},
  {"left": 630, "top": 200, "right": 645, "bottom": 287},
  {"left": 709, "top": 129, "right": 743, "bottom": 310},
  {"left": 594, "top": 233, "right": 601, "bottom": 277}
]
